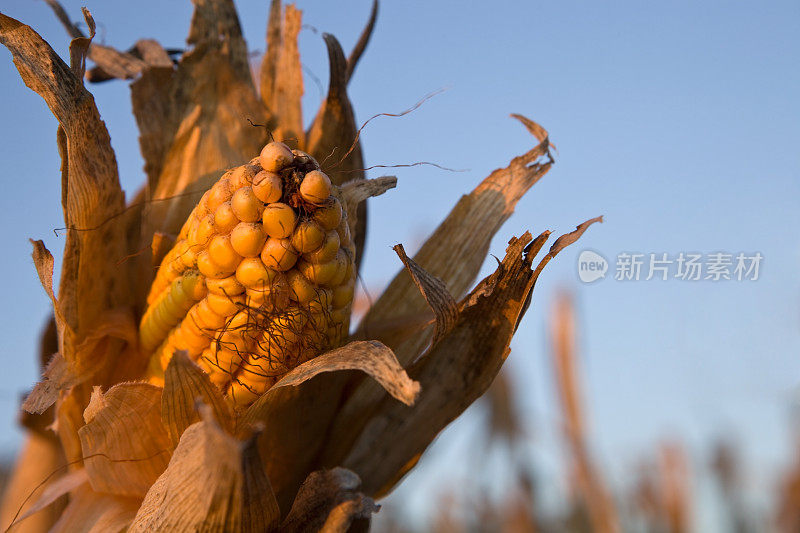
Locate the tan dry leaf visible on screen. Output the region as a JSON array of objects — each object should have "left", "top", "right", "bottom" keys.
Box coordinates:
[
  {"left": 340, "top": 175, "right": 397, "bottom": 220},
  {"left": 305, "top": 33, "right": 367, "bottom": 268},
  {"left": 23, "top": 353, "right": 75, "bottom": 415},
  {"left": 337, "top": 222, "right": 599, "bottom": 496},
  {"left": 12, "top": 468, "right": 88, "bottom": 528},
  {"left": 23, "top": 308, "right": 140, "bottom": 414},
  {"left": 0, "top": 432, "right": 68, "bottom": 533},
  {"left": 280, "top": 468, "right": 378, "bottom": 533},
  {"left": 392, "top": 243, "right": 458, "bottom": 347},
  {"left": 357, "top": 115, "right": 553, "bottom": 366},
  {"left": 78, "top": 383, "right": 172, "bottom": 498},
  {"left": 270, "top": 340, "right": 420, "bottom": 406},
  {"left": 0, "top": 13, "right": 130, "bottom": 351},
  {"left": 260, "top": 0, "right": 281, "bottom": 114},
  {"left": 234, "top": 376, "right": 344, "bottom": 513},
  {"left": 344, "top": 0, "right": 378, "bottom": 83},
  {"left": 551, "top": 291, "right": 619, "bottom": 533},
  {"left": 161, "top": 350, "right": 233, "bottom": 446},
  {"left": 141, "top": 0, "right": 267, "bottom": 237},
  {"left": 129, "top": 409, "right": 280, "bottom": 533},
  {"left": 269, "top": 4, "right": 304, "bottom": 146},
  {"left": 237, "top": 339, "right": 417, "bottom": 510},
  {"left": 50, "top": 484, "right": 140, "bottom": 533}
]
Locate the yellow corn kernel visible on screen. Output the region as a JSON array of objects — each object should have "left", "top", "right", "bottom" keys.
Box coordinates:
[
  {"left": 206, "top": 291, "right": 245, "bottom": 316},
  {"left": 252, "top": 171, "right": 283, "bottom": 203},
  {"left": 229, "top": 222, "right": 267, "bottom": 257},
  {"left": 286, "top": 270, "right": 317, "bottom": 304},
  {"left": 260, "top": 237, "right": 298, "bottom": 271},
  {"left": 190, "top": 214, "right": 216, "bottom": 250},
  {"left": 206, "top": 178, "right": 232, "bottom": 212},
  {"left": 262, "top": 203, "right": 297, "bottom": 239},
  {"left": 303, "top": 230, "right": 340, "bottom": 264},
  {"left": 332, "top": 282, "right": 355, "bottom": 310},
  {"left": 213, "top": 202, "right": 239, "bottom": 233},
  {"left": 299, "top": 170, "right": 332, "bottom": 204},
  {"left": 205, "top": 275, "right": 245, "bottom": 297},
  {"left": 231, "top": 186, "right": 264, "bottom": 223},
  {"left": 291, "top": 219, "right": 325, "bottom": 253},
  {"left": 259, "top": 141, "right": 294, "bottom": 172},
  {"left": 313, "top": 197, "right": 343, "bottom": 231},
  {"left": 196, "top": 249, "right": 234, "bottom": 279},
  {"left": 207, "top": 234, "right": 243, "bottom": 272},
  {"left": 235, "top": 257, "right": 277, "bottom": 290},
  {"left": 298, "top": 258, "right": 338, "bottom": 286}
]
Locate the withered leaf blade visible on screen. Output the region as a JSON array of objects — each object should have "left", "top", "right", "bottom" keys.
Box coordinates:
[
  {"left": 260, "top": 0, "right": 282, "bottom": 114},
  {"left": 43, "top": 0, "right": 149, "bottom": 81},
  {"left": 241, "top": 431, "right": 281, "bottom": 533},
  {"left": 50, "top": 484, "right": 140, "bottom": 533},
  {"left": 345, "top": 0, "right": 378, "bottom": 83},
  {"left": 269, "top": 4, "right": 305, "bottom": 146},
  {"left": 305, "top": 33, "right": 367, "bottom": 270},
  {"left": 0, "top": 13, "right": 130, "bottom": 356},
  {"left": 0, "top": 433, "right": 68, "bottom": 532},
  {"left": 13, "top": 468, "right": 88, "bottom": 527},
  {"left": 269, "top": 340, "right": 420, "bottom": 406},
  {"left": 237, "top": 339, "right": 418, "bottom": 511},
  {"left": 339, "top": 225, "right": 596, "bottom": 496},
  {"left": 392, "top": 243, "right": 457, "bottom": 347},
  {"left": 235, "top": 376, "right": 344, "bottom": 514},
  {"left": 162, "top": 350, "right": 234, "bottom": 446},
  {"left": 78, "top": 383, "right": 172, "bottom": 498},
  {"left": 280, "top": 468, "right": 378, "bottom": 533},
  {"left": 22, "top": 353, "right": 75, "bottom": 414},
  {"left": 130, "top": 409, "right": 279, "bottom": 532},
  {"left": 143, "top": 0, "right": 267, "bottom": 236},
  {"left": 340, "top": 175, "right": 396, "bottom": 217},
  {"left": 551, "top": 291, "right": 619, "bottom": 532},
  {"left": 357, "top": 114, "right": 554, "bottom": 366}
]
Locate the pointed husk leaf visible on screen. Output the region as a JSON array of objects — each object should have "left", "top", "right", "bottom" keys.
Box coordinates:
[{"left": 78, "top": 383, "right": 172, "bottom": 497}]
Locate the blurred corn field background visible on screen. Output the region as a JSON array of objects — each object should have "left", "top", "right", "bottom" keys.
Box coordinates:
[{"left": 1, "top": 0, "right": 799, "bottom": 531}]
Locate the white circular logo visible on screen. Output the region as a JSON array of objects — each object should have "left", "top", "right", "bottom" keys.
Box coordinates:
[{"left": 577, "top": 250, "right": 608, "bottom": 283}]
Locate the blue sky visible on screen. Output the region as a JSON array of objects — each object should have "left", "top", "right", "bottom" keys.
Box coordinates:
[{"left": 1, "top": 0, "right": 799, "bottom": 526}]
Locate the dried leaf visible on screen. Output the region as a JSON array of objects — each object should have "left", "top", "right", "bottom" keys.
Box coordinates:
[
  {"left": 392, "top": 244, "right": 457, "bottom": 347},
  {"left": 551, "top": 291, "right": 619, "bottom": 533},
  {"left": 43, "top": 0, "right": 149, "bottom": 81},
  {"left": 0, "top": 433, "right": 68, "bottom": 532},
  {"left": 142, "top": 0, "right": 267, "bottom": 235},
  {"left": 161, "top": 350, "right": 233, "bottom": 446},
  {"left": 281, "top": 468, "right": 378, "bottom": 533},
  {"left": 235, "top": 377, "right": 344, "bottom": 512},
  {"left": 50, "top": 484, "right": 140, "bottom": 533},
  {"left": 130, "top": 410, "right": 280, "bottom": 532},
  {"left": 241, "top": 431, "right": 281, "bottom": 533},
  {"left": 345, "top": 0, "right": 378, "bottom": 83},
  {"left": 238, "top": 340, "right": 418, "bottom": 510},
  {"left": 340, "top": 175, "right": 396, "bottom": 218},
  {"left": 78, "top": 383, "right": 172, "bottom": 497},
  {"left": 23, "top": 353, "right": 75, "bottom": 414},
  {"left": 29, "top": 239, "right": 66, "bottom": 357},
  {"left": 260, "top": 0, "right": 282, "bottom": 114},
  {"left": 270, "top": 340, "right": 419, "bottom": 406},
  {"left": 357, "top": 115, "right": 553, "bottom": 365},
  {"left": 1, "top": 14, "right": 131, "bottom": 365},
  {"left": 337, "top": 223, "right": 598, "bottom": 496},
  {"left": 305, "top": 33, "right": 367, "bottom": 269},
  {"left": 14, "top": 468, "right": 88, "bottom": 526},
  {"left": 270, "top": 4, "right": 304, "bottom": 146}
]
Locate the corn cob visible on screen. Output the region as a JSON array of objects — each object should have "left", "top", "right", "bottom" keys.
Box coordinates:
[{"left": 140, "top": 142, "right": 356, "bottom": 407}]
